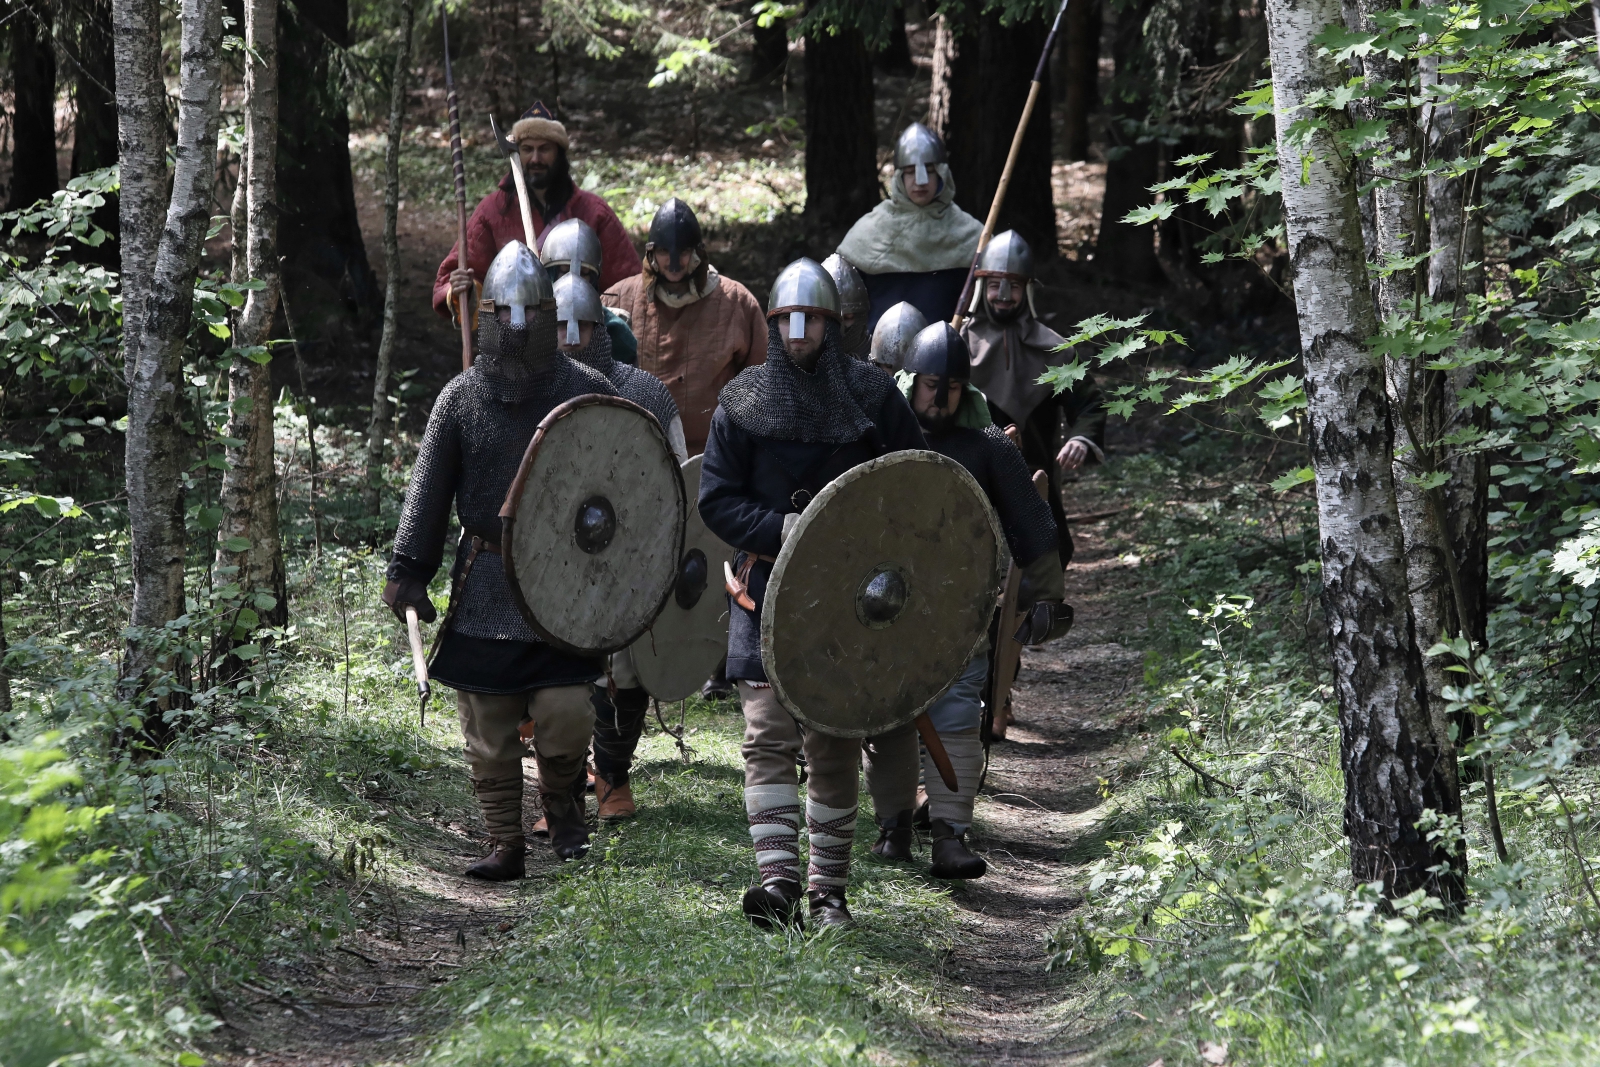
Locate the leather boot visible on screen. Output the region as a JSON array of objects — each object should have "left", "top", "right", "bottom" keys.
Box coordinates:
[
  {"left": 870, "top": 810, "right": 914, "bottom": 862},
  {"left": 913, "top": 792, "right": 931, "bottom": 831},
  {"left": 929, "top": 819, "right": 987, "bottom": 879},
  {"left": 596, "top": 776, "right": 636, "bottom": 820},
  {"left": 540, "top": 791, "right": 591, "bottom": 861},
  {"left": 700, "top": 658, "right": 734, "bottom": 701},
  {"left": 807, "top": 887, "right": 853, "bottom": 928},
  {"left": 532, "top": 769, "right": 588, "bottom": 837},
  {"left": 464, "top": 842, "right": 526, "bottom": 881},
  {"left": 742, "top": 878, "right": 805, "bottom": 930}
]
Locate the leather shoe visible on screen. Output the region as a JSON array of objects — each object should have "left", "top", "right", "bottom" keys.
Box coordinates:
[
  {"left": 929, "top": 819, "right": 987, "bottom": 879},
  {"left": 540, "top": 792, "right": 590, "bottom": 861},
  {"left": 742, "top": 879, "right": 805, "bottom": 930},
  {"left": 596, "top": 777, "right": 636, "bottom": 820},
  {"left": 807, "top": 888, "right": 853, "bottom": 928},
  {"left": 464, "top": 843, "right": 525, "bottom": 882},
  {"left": 870, "top": 810, "right": 914, "bottom": 862}
]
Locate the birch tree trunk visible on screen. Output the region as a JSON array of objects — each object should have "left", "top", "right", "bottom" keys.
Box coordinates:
[
  {"left": 119, "top": 0, "right": 225, "bottom": 708},
  {"left": 215, "top": 0, "right": 286, "bottom": 632},
  {"left": 1265, "top": 0, "right": 1464, "bottom": 904},
  {"left": 364, "top": 0, "right": 415, "bottom": 524}
]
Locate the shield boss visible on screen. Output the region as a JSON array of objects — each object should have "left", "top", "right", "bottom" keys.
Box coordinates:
[
  {"left": 632, "top": 454, "right": 735, "bottom": 701},
  {"left": 761, "top": 450, "right": 1005, "bottom": 738},
  {"left": 501, "top": 395, "right": 685, "bottom": 655}
]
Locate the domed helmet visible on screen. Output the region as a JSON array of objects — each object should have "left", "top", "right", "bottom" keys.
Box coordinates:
[
  {"left": 869, "top": 301, "right": 928, "bottom": 371},
  {"left": 553, "top": 272, "right": 604, "bottom": 347},
  {"left": 540, "top": 217, "right": 603, "bottom": 282},
  {"left": 820, "top": 253, "right": 869, "bottom": 317},
  {"left": 647, "top": 197, "right": 702, "bottom": 274},
  {"left": 904, "top": 321, "right": 971, "bottom": 408},
  {"left": 974, "top": 230, "right": 1034, "bottom": 304},
  {"left": 767, "top": 257, "right": 840, "bottom": 344},
  {"left": 480, "top": 239, "right": 553, "bottom": 326},
  {"left": 894, "top": 123, "right": 947, "bottom": 188}
]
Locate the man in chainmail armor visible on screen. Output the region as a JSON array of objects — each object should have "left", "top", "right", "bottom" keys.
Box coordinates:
[
  {"left": 698, "top": 258, "right": 926, "bottom": 930},
  {"left": 551, "top": 272, "right": 688, "bottom": 823},
  {"left": 539, "top": 217, "right": 640, "bottom": 366},
  {"left": 866, "top": 323, "right": 1072, "bottom": 878},
  {"left": 383, "top": 241, "right": 617, "bottom": 880}
]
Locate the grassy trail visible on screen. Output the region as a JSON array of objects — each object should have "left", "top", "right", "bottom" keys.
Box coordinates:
[{"left": 208, "top": 473, "right": 1141, "bottom": 1067}]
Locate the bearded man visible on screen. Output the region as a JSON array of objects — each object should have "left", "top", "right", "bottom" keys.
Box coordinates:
[
  {"left": 961, "top": 230, "right": 1105, "bottom": 567},
  {"left": 432, "top": 102, "right": 639, "bottom": 320},
  {"left": 837, "top": 123, "right": 982, "bottom": 329},
  {"left": 698, "top": 258, "right": 926, "bottom": 929},
  {"left": 865, "top": 323, "right": 1070, "bottom": 878},
  {"left": 602, "top": 198, "right": 768, "bottom": 455},
  {"left": 385, "top": 241, "right": 618, "bottom": 879}
]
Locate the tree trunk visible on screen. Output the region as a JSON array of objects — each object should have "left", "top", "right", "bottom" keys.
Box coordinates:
[
  {"left": 1095, "top": 0, "right": 1161, "bottom": 284},
  {"left": 1061, "top": 0, "right": 1101, "bottom": 161},
  {"left": 119, "top": 0, "right": 225, "bottom": 716},
  {"left": 926, "top": 5, "right": 1057, "bottom": 260},
  {"left": 875, "top": 5, "right": 915, "bottom": 74},
  {"left": 364, "top": 0, "right": 414, "bottom": 524},
  {"left": 0, "top": 575, "right": 11, "bottom": 723},
  {"left": 750, "top": 13, "right": 788, "bottom": 82},
  {"left": 276, "top": 0, "right": 378, "bottom": 349},
  {"left": 802, "top": 11, "right": 879, "bottom": 248},
  {"left": 1265, "top": 0, "right": 1464, "bottom": 905},
  {"left": 215, "top": 0, "right": 286, "bottom": 634},
  {"left": 10, "top": 0, "right": 60, "bottom": 210},
  {"left": 69, "top": 0, "right": 119, "bottom": 176},
  {"left": 114, "top": 0, "right": 166, "bottom": 353}
]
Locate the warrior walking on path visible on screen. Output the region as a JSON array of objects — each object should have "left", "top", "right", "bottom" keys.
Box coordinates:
[
  {"left": 836, "top": 123, "right": 982, "bottom": 330},
  {"left": 539, "top": 216, "right": 640, "bottom": 367},
  {"left": 698, "top": 258, "right": 927, "bottom": 929},
  {"left": 602, "top": 198, "right": 768, "bottom": 457},
  {"left": 384, "top": 241, "right": 618, "bottom": 880},
  {"left": 432, "top": 102, "right": 640, "bottom": 320},
  {"left": 868, "top": 323, "right": 1073, "bottom": 878},
  {"left": 961, "top": 230, "right": 1105, "bottom": 567}
]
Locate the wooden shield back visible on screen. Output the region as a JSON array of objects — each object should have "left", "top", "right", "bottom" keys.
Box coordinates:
[
  {"left": 501, "top": 395, "right": 685, "bottom": 656},
  {"left": 632, "top": 454, "right": 734, "bottom": 701},
  {"left": 760, "top": 450, "right": 1005, "bottom": 738}
]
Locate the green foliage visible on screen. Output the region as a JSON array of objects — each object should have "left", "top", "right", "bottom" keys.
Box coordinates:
[{"left": 0, "top": 734, "right": 112, "bottom": 925}]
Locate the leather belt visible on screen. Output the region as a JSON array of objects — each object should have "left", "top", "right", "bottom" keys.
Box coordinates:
[{"left": 723, "top": 551, "right": 776, "bottom": 612}]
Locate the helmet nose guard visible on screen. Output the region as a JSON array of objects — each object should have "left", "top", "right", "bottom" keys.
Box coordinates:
[
  {"left": 767, "top": 257, "right": 841, "bottom": 343},
  {"left": 540, "top": 217, "right": 604, "bottom": 282},
  {"left": 647, "top": 197, "right": 703, "bottom": 274},
  {"left": 894, "top": 122, "right": 947, "bottom": 188},
  {"left": 481, "top": 240, "right": 553, "bottom": 326},
  {"left": 553, "top": 272, "right": 604, "bottom": 347}
]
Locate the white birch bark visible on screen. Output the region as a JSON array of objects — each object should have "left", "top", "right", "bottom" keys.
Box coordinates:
[
  {"left": 112, "top": 0, "right": 165, "bottom": 364},
  {"left": 1266, "top": 0, "right": 1463, "bottom": 903},
  {"left": 120, "top": 0, "right": 225, "bottom": 700},
  {"left": 215, "top": 0, "right": 285, "bottom": 630}
]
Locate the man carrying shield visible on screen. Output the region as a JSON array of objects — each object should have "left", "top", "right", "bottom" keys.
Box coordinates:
[
  {"left": 552, "top": 272, "right": 688, "bottom": 821},
  {"left": 868, "top": 322, "right": 1073, "bottom": 878},
  {"left": 698, "top": 258, "right": 927, "bottom": 929},
  {"left": 384, "top": 241, "right": 618, "bottom": 879}
]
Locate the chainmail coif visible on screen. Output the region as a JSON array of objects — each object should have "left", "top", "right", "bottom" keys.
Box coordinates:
[
  {"left": 476, "top": 307, "right": 564, "bottom": 403},
  {"left": 841, "top": 317, "right": 870, "bottom": 361},
  {"left": 571, "top": 325, "right": 681, "bottom": 434},
  {"left": 717, "top": 319, "right": 897, "bottom": 443}
]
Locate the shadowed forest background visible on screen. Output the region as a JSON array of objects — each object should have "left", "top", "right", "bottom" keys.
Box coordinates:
[{"left": 4, "top": 0, "right": 1600, "bottom": 1065}]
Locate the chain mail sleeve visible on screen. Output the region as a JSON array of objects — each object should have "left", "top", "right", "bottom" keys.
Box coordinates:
[
  {"left": 387, "top": 377, "right": 467, "bottom": 585},
  {"left": 698, "top": 407, "right": 786, "bottom": 555},
  {"left": 980, "top": 424, "right": 1058, "bottom": 570}
]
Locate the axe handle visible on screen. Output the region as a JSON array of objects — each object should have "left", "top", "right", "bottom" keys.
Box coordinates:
[
  {"left": 405, "top": 605, "right": 431, "bottom": 723},
  {"left": 916, "top": 713, "right": 960, "bottom": 792},
  {"left": 505, "top": 154, "right": 537, "bottom": 248}
]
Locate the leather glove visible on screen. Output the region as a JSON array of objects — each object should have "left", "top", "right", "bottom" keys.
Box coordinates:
[
  {"left": 1014, "top": 600, "right": 1073, "bottom": 646},
  {"left": 382, "top": 577, "right": 438, "bottom": 624}
]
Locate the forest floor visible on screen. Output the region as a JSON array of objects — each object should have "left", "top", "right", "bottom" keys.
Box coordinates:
[{"left": 206, "top": 469, "right": 1158, "bottom": 1067}]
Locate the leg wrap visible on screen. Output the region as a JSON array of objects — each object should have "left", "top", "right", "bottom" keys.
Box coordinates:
[
  {"left": 922, "top": 730, "right": 985, "bottom": 835},
  {"left": 745, "top": 784, "right": 801, "bottom": 887},
  {"left": 591, "top": 686, "right": 649, "bottom": 786},
  {"left": 471, "top": 771, "right": 526, "bottom": 847},
  {"left": 806, "top": 799, "right": 857, "bottom": 892}
]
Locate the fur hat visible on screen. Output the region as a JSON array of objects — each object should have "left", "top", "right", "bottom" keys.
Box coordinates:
[{"left": 510, "top": 100, "right": 568, "bottom": 148}]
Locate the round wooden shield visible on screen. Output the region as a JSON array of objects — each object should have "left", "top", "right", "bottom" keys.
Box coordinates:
[
  {"left": 500, "top": 395, "right": 686, "bottom": 656},
  {"left": 760, "top": 450, "right": 1005, "bottom": 738},
  {"left": 632, "top": 454, "right": 735, "bottom": 701}
]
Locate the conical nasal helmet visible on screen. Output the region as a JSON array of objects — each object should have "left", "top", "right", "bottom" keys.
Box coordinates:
[
  {"left": 767, "top": 257, "right": 840, "bottom": 343},
  {"left": 540, "top": 218, "right": 603, "bottom": 282},
  {"left": 820, "top": 253, "right": 869, "bottom": 317},
  {"left": 553, "top": 273, "right": 604, "bottom": 346},
  {"left": 974, "top": 230, "right": 1034, "bottom": 303},
  {"left": 869, "top": 301, "right": 928, "bottom": 371},
  {"left": 647, "top": 197, "right": 702, "bottom": 273},
  {"left": 481, "top": 240, "right": 553, "bottom": 326},
  {"left": 894, "top": 123, "right": 947, "bottom": 187}
]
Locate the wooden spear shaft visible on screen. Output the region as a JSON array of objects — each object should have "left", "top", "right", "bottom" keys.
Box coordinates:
[
  {"left": 950, "top": 0, "right": 1072, "bottom": 329},
  {"left": 442, "top": 3, "right": 473, "bottom": 370}
]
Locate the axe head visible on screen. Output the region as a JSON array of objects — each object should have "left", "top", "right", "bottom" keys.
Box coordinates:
[{"left": 490, "top": 114, "right": 517, "bottom": 159}]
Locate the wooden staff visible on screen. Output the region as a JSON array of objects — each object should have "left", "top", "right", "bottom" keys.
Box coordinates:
[
  {"left": 950, "top": 0, "right": 1073, "bottom": 329},
  {"left": 442, "top": 2, "right": 473, "bottom": 370}
]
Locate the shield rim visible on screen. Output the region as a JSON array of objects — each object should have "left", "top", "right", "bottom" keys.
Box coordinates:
[
  {"left": 499, "top": 393, "right": 687, "bottom": 656},
  {"left": 760, "top": 449, "right": 1007, "bottom": 738}
]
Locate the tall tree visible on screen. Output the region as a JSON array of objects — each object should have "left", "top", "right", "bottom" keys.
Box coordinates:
[
  {"left": 1060, "top": 0, "right": 1102, "bottom": 162},
  {"left": 9, "top": 0, "right": 60, "bottom": 209},
  {"left": 1095, "top": 0, "right": 1161, "bottom": 283},
  {"left": 364, "top": 0, "right": 416, "bottom": 523},
  {"left": 215, "top": 0, "right": 286, "bottom": 632},
  {"left": 118, "top": 0, "right": 225, "bottom": 713},
  {"left": 68, "top": 0, "right": 118, "bottom": 178},
  {"left": 1264, "top": 0, "right": 1464, "bottom": 904},
  {"left": 802, "top": 11, "right": 879, "bottom": 247},
  {"left": 927, "top": 4, "right": 1057, "bottom": 260}
]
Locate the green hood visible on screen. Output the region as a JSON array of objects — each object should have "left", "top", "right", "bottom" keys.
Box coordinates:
[{"left": 896, "top": 369, "right": 994, "bottom": 430}]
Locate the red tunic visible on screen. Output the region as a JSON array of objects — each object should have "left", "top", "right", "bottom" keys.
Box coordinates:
[{"left": 431, "top": 174, "right": 641, "bottom": 318}]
